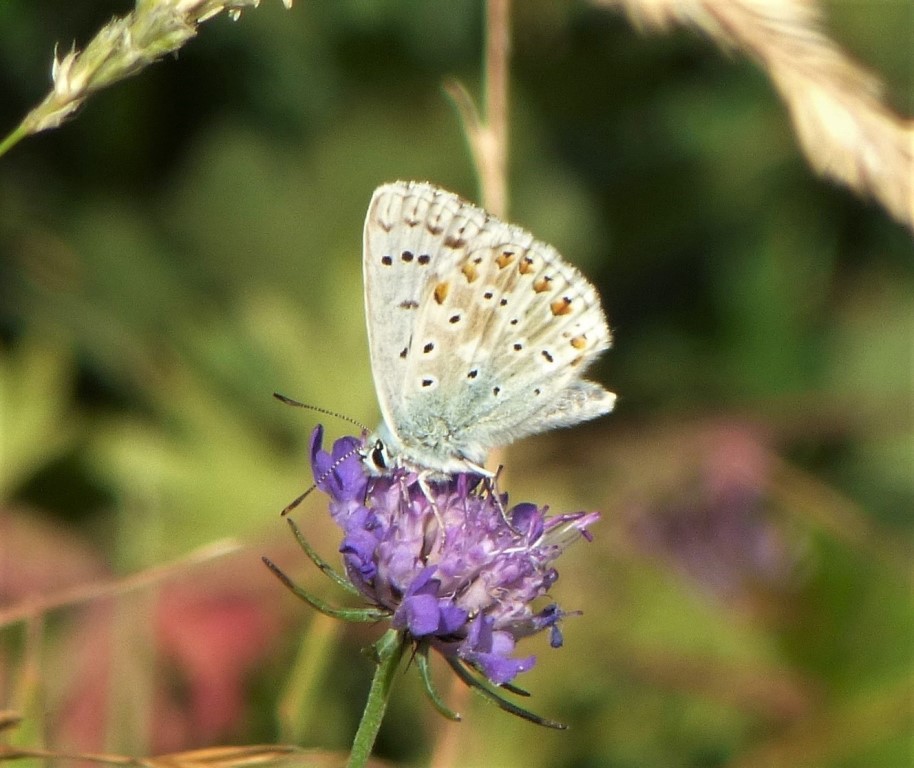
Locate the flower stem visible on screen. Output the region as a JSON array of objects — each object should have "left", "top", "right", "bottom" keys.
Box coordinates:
[
  {"left": 346, "top": 629, "right": 407, "bottom": 768},
  {"left": 0, "top": 123, "right": 28, "bottom": 160}
]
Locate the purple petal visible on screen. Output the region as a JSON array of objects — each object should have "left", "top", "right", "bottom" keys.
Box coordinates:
[
  {"left": 392, "top": 570, "right": 469, "bottom": 637},
  {"left": 460, "top": 618, "right": 536, "bottom": 684},
  {"left": 510, "top": 503, "right": 543, "bottom": 538},
  {"left": 549, "top": 624, "right": 564, "bottom": 648},
  {"left": 438, "top": 602, "right": 468, "bottom": 634},
  {"left": 309, "top": 426, "right": 367, "bottom": 502},
  {"left": 395, "top": 592, "right": 442, "bottom": 636},
  {"left": 309, "top": 425, "right": 330, "bottom": 480}
]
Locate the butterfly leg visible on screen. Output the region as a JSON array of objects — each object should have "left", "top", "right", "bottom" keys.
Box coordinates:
[
  {"left": 483, "top": 468, "right": 525, "bottom": 534},
  {"left": 416, "top": 472, "right": 448, "bottom": 545}
]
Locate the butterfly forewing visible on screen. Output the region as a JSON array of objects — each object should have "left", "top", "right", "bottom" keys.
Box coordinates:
[{"left": 363, "top": 181, "right": 614, "bottom": 473}]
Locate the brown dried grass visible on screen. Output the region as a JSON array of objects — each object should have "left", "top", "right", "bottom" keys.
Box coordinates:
[{"left": 598, "top": 0, "right": 914, "bottom": 230}]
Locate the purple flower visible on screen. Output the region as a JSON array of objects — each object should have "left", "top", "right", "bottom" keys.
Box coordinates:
[
  {"left": 308, "top": 425, "right": 599, "bottom": 686},
  {"left": 625, "top": 424, "right": 801, "bottom": 603}
]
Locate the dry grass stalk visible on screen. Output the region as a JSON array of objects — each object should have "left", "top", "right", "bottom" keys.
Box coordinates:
[
  {"left": 597, "top": 0, "right": 914, "bottom": 230},
  {"left": 0, "top": 743, "right": 371, "bottom": 768},
  {"left": 0, "top": 539, "right": 243, "bottom": 629},
  {"left": 0, "top": 0, "right": 293, "bottom": 158},
  {"left": 444, "top": 0, "right": 512, "bottom": 220}
]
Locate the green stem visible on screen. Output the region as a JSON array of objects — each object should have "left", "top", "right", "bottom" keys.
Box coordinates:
[
  {"left": 346, "top": 630, "right": 407, "bottom": 768},
  {"left": 0, "top": 123, "right": 29, "bottom": 160}
]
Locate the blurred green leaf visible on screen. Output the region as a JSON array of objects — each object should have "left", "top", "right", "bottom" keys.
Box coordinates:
[{"left": 0, "top": 342, "right": 79, "bottom": 498}]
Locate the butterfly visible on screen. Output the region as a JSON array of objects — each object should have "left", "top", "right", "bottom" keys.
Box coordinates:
[{"left": 361, "top": 181, "right": 615, "bottom": 478}]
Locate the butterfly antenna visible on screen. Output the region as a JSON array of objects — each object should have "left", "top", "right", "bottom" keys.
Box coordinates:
[
  {"left": 281, "top": 441, "right": 365, "bottom": 517},
  {"left": 273, "top": 392, "right": 369, "bottom": 432},
  {"left": 281, "top": 485, "right": 315, "bottom": 516}
]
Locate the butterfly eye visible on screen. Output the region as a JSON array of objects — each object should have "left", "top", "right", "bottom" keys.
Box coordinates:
[{"left": 370, "top": 440, "right": 388, "bottom": 470}]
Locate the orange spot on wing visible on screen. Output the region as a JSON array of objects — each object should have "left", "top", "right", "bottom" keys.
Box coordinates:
[
  {"left": 434, "top": 282, "right": 450, "bottom": 304},
  {"left": 533, "top": 276, "right": 552, "bottom": 293},
  {"left": 550, "top": 297, "right": 572, "bottom": 315},
  {"left": 496, "top": 250, "right": 515, "bottom": 269},
  {"left": 570, "top": 335, "right": 587, "bottom": 349},
  {"left": 461, "top": 263, "right": 478, "bottom": 283}
]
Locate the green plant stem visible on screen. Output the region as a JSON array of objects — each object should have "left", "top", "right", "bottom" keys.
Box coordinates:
[
  {"left": 0, "top": 124, "right": 28, "bottom": 160},
  {"left": 346, "top": 629, "right": 407, "bottom": 768}
]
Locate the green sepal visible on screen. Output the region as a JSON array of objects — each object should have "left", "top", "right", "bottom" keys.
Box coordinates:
[
  {"left": 499, "top": 680, "right": 531, "bottom": 697},
  {"left": 444, "top": 656, "right": 567, "bottom": 730},
  {"left": 285, "top": 516, "right": 360, "bottom": 596},
  {"left": 262, "top": 557, "right": 389, "bottom": 623},
  {"left": 416, "top": 645, "right": 462, "bottom": 721}
]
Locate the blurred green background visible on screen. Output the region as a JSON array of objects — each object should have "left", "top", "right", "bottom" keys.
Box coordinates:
[{"left": 0, "top": 2, "right": 911, "bottom": 767}]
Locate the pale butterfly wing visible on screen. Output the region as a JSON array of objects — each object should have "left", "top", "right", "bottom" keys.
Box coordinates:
[{"left": 363, "top": 180, "right": 615, "bottom": 474}]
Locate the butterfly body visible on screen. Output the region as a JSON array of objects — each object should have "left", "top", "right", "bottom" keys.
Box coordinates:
[{"left": 363, "top": 181, "right": 615, "bottom": 477}]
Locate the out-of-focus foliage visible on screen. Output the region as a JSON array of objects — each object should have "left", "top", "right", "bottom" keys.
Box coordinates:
[{"left": 0, "top": 2, "right": 910, "bottom": 767}]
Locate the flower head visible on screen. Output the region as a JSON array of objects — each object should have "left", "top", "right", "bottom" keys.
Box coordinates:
[{"left": 309, "top": 425, "right": 599, "bottom": 685}]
